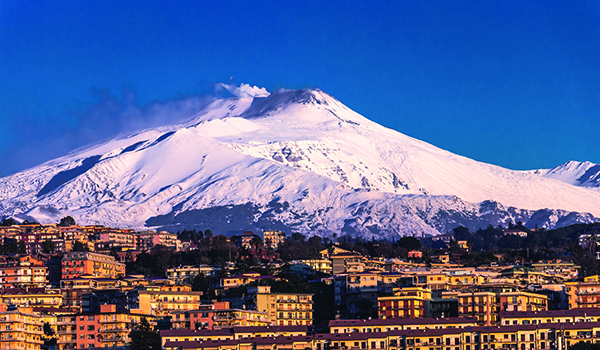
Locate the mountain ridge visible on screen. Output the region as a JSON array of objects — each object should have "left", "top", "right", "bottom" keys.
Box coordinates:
[{"left": 1, "top": 88, "right": 599, "bottom": 238}]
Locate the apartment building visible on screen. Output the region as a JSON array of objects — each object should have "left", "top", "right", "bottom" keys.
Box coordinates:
[
  {"left": 56, "top": 304, "right": 151, "bottom": 350},
  {"left": 445, "top": 291, "right": 498, "bottom": 326},
  {"left": 0, "top": 256, "right": 47, "bottom": 288},
  {"left": 0, "top": 287, "right": 63, "bottom": 309},
  {"left": 497, "top": 291, "right": 548, "bottom": 312},
  {"left": 0, "top": 304, "right": 45, "bottom": 350},
  {"left": 378, "top": 287, "right": 431, "bottom": 319},
  {"left": 298, "top": 259, "right": 333, "bottom": 275},
  {"left": 263, "top": 230, "right": 286, "bottom": 248},
  {"left": 217, "top": 272, "right": 279, "bottom": 293},
  {"left": 500, "top": 308, "right": 600, "bottom": 325},
  {"left": 162, "top": 322, "right": 600, "bottom": 350},
  {"left": 160, "top": 329, "right": 234, "bottom": 346},
  {"left": 565, "top": 275, "right": 600, "bottom": 309},
  {"left": 95, "top": 229, "right": 136, "bottom": 250},
  {"left": 335, "top": 270, "right": 382, "bottom": 313},
  {"left": 127, "top": 284, "right": 203, "bottom": 316},
  {"left": 136, "top": 230, "right": 180, "bottom": 251},
  {"left": 211, "top": 309, "right": 270, "bottom": 329},
  {"left": 167, "top": 265, "right": 220, "bottom": 284},
  {"left": 245, "top": 286, "right": 314, "bottom": 326},
  {"left": 328, "top": 317, "right": 478, "bottom": 334},
  {"left": 331, "top": 253, "right": 367, "bottom": 275},
  {"left": 531, "top": 260, "right": 580, "bottom": 280},
  {"left": 61, "top": 251, "right": 126, "bottom": 280}
]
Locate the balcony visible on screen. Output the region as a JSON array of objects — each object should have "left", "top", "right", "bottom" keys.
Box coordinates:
[
  {"left": 277, "top": 305, "right": 311, "bottom": 311},
  {"left": 99, "top": 336, "right": 124, "bottom": 343},
  {"left": 100, "top": 327, "right": 127, "bottom": 333},
  {"left": 0, "top": 335, "right": 25, "bottom": 342},
  {"left": 213, "top": 314, "right": 246, "bottom": 321},
  {"left": 0, "top": 345, "right": 26, "bottom": 350},
  {"left": 99, "top": 318, "right": 124, "bottom": 324}
]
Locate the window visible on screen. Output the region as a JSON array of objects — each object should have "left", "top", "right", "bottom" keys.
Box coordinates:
[{"left": 87, "top": 325, "right": 94, "bottom": 331}]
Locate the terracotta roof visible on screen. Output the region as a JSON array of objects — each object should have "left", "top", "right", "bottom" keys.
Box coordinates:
[
  {"left": 500, "top": 308, "right": 600, "bottom": 318},
  {"left": 329, "top": 317, "right": 476, "bottom": 327},
  {"left": 233, "top": 325, "right": 307, "bottom": 333}
]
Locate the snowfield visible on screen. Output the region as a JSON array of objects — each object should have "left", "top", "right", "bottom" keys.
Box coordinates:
[{"left": 1, "top": 88, "right": 599, "bottom": 238}]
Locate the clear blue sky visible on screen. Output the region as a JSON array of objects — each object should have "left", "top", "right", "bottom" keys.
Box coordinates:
[{"left": 1, "top": 0, "right": 599, "bottom": 177}]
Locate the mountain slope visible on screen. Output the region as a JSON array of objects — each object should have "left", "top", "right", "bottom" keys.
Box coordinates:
[
  {"left": 1, "top": 88, "right": 599, "bottom": 238},
  {"left": 529, "top": 161, "right": 600, "bottom": 188}
]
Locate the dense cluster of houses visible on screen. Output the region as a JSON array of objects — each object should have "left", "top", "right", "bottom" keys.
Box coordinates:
[
  {"left": 163, "top": 311, "right": 600, "bottom": 350},
  {"left": 1, "top": 223, "right": 600, "bottom": 350}
]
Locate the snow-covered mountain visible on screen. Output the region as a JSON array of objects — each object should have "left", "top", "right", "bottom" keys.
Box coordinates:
[
  {"left": 1, "top": 88, "right": 599, "bottom": 239},
  {"left": 529, "top": 161, "right": 600, "bottom": 188}
]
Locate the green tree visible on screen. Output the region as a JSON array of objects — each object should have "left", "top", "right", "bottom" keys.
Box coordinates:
[
  {"left": 71, "top": 240, "right": 89, "bottom": 252},
  {"left": 41, "top": 239, "right": 55, "bottom": 254},
  {"left": 191, "top": 273, "right": 215, "bottom": 299},
  {"left": 42, "top": 322, "right": 57, "bottom": 350},
  {"left": 1, "top": 218, "right": 17, "bottom": 226},
  {"left": 129, "top": 318, "right": 160, "bottom": 350},
  {"left": 58, "top": 216, "right": 76, "bottom": 227},
  {"left": 18, "top": 240, "right": 27, "bottom": 254},
  {"left": 569, "top": 341, "right": 600, "bottom": 350},
  {"left": 397, "top": 236, "right": 422, "bottom": 251}
]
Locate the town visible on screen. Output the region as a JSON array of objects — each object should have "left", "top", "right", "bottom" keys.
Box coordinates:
[{"left": 0, "top": 218, "right": 600, "bottom": 350}]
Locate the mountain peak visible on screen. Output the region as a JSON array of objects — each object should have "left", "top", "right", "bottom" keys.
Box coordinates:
[
  {"left": 535, "top": 160, "right": 600, "bottom": 188},
  {"left": 2, "top": 86, "right": 600, "bottom": 237},
  {"left": 239, "top": 88, "right": 333, "bottom": 119}
]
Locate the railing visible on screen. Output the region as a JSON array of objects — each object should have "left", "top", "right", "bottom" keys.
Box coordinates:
[
  {"left": 99, "top": 318, "right": 124, "bottom": 323},
  {"left": 213, "top": 315, "right": 246, "bottom": 321},
  {"left": 277, "top": 306, "right": 311, "bottom": 311},
  {"left": 100, "top": 327, "right": 127, "bottom": 333},
  {"left": 276, "top": 299, "right": 313, "bottom": 304},
  {"left": 0, "top": 345, "right": 26, "bottom": 350},
  {"left": 99, "top": 336, "right": 124, "bottom": 342},
  {"left": 0, "top": 334, "right": 25, "bottom": 341}
]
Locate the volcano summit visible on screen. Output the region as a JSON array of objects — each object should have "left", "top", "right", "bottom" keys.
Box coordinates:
[{"left": 1, "top": 88, "right": 599, "bottom": 239}]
